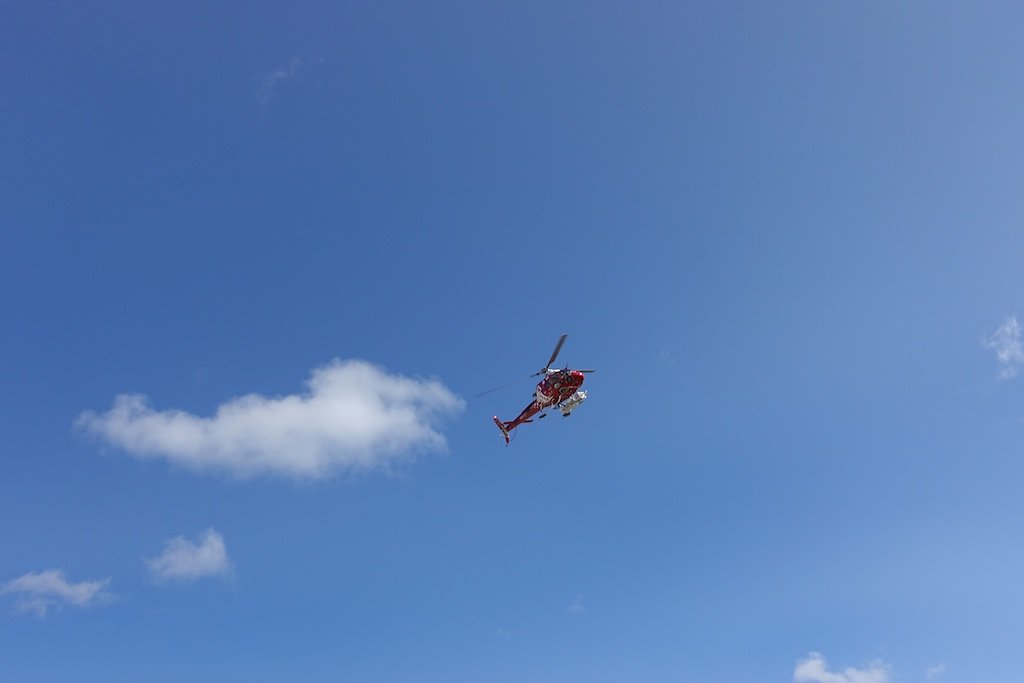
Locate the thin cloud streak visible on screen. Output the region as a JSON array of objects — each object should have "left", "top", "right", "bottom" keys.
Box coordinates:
[
  {"left": 78, "top": 359, "right": 464, "bottom": 480},
  {"left": 794, "top": 652, "right": 889, "bottom": 683},
  {"left": 148, "top": 529, "right": 231, "bottom": 583},
  {"left": 984, "top": 315, "right": 1024, "bottom": 379},
  {"left": 1, "top": 570, "right": 111, "bottom": 617},
  {"left": 568, "top": 594, "right": 586, "bottom": 615},
  {"left": 258, "top": 55, "right": 325, "bottom": 106}
]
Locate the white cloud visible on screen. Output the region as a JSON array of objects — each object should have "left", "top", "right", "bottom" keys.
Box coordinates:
[
  {"left": 568, "top": 594, "right": 586, "bottom": 615},
  {"left": 147, "top": 529, "right": 231, "bottom": 583},
  {"left": 258, "top": 55, "right": 325, "bottom": 106},
  {"left": 77, "top": 359, "right": 464, "bottom": 480},
  {"left": 925, "top": 663, "right": 946, "bottom": 679},
  {"left": 984, "top": 315, "right": 1024, "bottom": 379},
  {"left": 794, "top": 652, "right": 889, "bottom": 683},
  {"left": 1, "top": 570, "right": 111, "bottom": 617}
]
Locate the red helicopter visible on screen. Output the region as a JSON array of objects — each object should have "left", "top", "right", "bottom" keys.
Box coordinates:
[{"left": 490, "top": 334, "right": 595, "bottom": 444}]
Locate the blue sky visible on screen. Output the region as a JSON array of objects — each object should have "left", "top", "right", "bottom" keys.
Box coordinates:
[{"left": 3, "top": 2, "right": 1024, "bottom": 681}]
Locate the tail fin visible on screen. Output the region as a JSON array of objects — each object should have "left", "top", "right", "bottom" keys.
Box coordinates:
[{"left": 492, "top": 416, "right": 510, "bottom": 445}]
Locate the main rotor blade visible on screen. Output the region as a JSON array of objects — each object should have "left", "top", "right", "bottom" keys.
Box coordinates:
[
  {"left": 577, "top": 369, "right": 596, "bottom": 373},
  {"left": 544, "top": 334, "right": 568, "bottom": 372},
  {"left": 474, "top": 377, "right": 531, "bottom": 398}
]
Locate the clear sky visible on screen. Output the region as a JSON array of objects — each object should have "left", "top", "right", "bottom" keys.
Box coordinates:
[{"left": 3, "top": 2, "right": 1024, "bottom": 681}]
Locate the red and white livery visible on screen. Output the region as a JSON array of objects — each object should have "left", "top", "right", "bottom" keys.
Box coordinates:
[{"left": 492, "top": 335, "right": 594, "bottom": 444}]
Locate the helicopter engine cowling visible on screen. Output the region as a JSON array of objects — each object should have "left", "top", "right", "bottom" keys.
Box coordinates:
[{"left": 559, "top": 390, "right": 587, "bottom": 417}]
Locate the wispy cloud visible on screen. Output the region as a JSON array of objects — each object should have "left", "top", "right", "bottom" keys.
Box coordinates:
[
  {"left": 925, "top": 663, "right": 946, "bottom": 679},
  {"left": 568, "top": 594, "right": 586, "bottom": 615},
  {"left": 794, "top": 652, "right": 889, "bottom": 683},
  {"left": 1, "top": 570, "right": 111, "bottom": 617},
  {"left": 984, "top": 315, "right": 1024, "bottom": 379},
  {"left": 147, "top": 529, "right": 231, "bottom": 583},
  {"left": 258, "top": 55, "right": 325, "bottom": 106},
  {"left": 78, "top": 359, "right": 464, "bottom": 480}
]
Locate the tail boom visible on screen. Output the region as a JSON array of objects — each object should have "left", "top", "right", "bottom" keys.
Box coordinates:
[{"left": 492, "top": 401, "right": 541, "bottom": 445}]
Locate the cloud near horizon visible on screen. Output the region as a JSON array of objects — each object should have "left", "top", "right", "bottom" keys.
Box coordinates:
[
  {"left": 794, "top": 652, "right": 889, "bottom": 683},
  {"left": 148, "top": 529, "right": 231, "bottom": 583},
  {"left": 77, "top": 359, "right": 464, "bottom": 479},
  {"left": 1, "top": 570, "right": 111, "bottom": 617}
]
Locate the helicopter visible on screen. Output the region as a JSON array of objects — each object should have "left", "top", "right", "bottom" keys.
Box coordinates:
[{"left": 489, "top": 334, "right": 595, "bottom": 444}]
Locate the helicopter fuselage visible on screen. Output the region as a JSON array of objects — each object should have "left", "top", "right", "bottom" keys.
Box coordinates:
[{"left": 492, "top": 369, "right": 586, "bottom": 444}]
